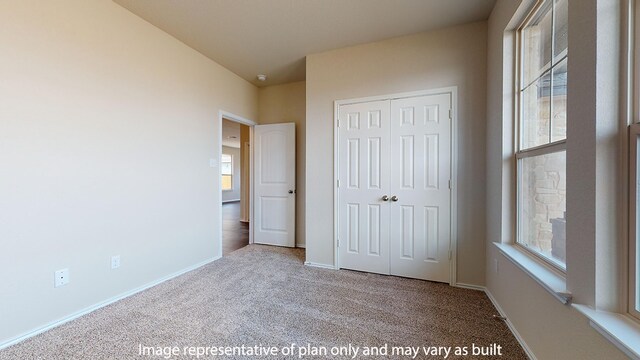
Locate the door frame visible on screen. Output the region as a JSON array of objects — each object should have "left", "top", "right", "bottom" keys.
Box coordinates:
[
  {"left": 218, "top": 110, "right": 256, "bottom": 256},
  {"left": 333, "top": 87, "right": 459, "bottom": 285}
]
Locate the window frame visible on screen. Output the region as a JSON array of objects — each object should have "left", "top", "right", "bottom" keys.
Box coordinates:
[
  {"left": 515, "top": 0, "right": 568, "bottom": 273},
  {"left": 221, "top": 153, "right": 233, "bottom": 191},
  {"left": 630, "top": 124, "right": 640, "bottom": 320}
]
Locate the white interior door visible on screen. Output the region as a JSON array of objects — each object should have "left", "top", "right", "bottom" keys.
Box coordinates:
[
  {"left": 337, "top": 92, "right": 452, "bottom": 283},
  {"left": 389, "top": 94, "right": 452, "bottom": 282},
  {"left": 253, "top": 123, "right": 295, "bottom": 247},
  {"left": 338, "top": 100, "right": 391, "bottom": 274}
]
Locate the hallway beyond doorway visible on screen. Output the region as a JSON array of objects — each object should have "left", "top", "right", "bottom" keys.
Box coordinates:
[{"left": 222, "top": 201, "right": 249, "bottom": 255}]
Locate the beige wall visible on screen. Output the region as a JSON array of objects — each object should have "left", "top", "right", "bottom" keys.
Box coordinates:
[
  {"left": 221, "top": 146, "right": 241, "bottom": 202},
  {"left": 0, "top": 0, "right": 257, "bottom": 345},
  {"left": 258, "top": 81, "right": 306, "bottom": 247},
  {"left": 305, "top": 22, "right": 488, "bottom": 285},
  {"left": 485, "top": 0, "right": 628, "bottom": 359}
]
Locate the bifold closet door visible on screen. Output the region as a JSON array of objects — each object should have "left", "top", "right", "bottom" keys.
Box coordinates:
[
  {"left": 389, "top": 94, "right": 451, "bottom": 282},
  {"left": 338, "top": 100, "right": 391, "bottom": 274}
]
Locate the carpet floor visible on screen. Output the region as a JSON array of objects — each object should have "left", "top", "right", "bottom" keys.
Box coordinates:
[{"left": 0, "top": 245, "right": 527, "bottom": 359}]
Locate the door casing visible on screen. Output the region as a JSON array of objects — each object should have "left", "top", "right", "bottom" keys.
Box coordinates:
[
  {"left": 333, "top": 87, "right": 459, "bottom": 286},
  {"left": 218, "top": 110, "right": 257, "bottom": 256}
]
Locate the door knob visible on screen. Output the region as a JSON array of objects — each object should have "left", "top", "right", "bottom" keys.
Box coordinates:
[
  {"left": 288, "top": 190, "right": 294, "bottom": 194},
  {"left": 391, "top": 195, "right": 399, "bottom": 202},
  {"left": 381, "top": 195, "right": 389, "bottom": 201}
]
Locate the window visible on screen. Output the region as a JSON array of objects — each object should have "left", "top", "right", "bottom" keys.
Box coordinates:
[
  {"left": 631, "top": 124, "right": 640, "bottom": 320},
  {"left": 221, "top": 154, "right": 233, "bottom": 191},
  {"left": 516, "top": 0, "right": 567, "bottom": 270}
]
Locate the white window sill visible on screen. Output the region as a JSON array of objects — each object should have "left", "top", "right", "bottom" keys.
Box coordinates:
[
  {"left": 493, "top": 242, "right": 572, "bottom": 304},
  {"left": 573, "top": 304, "right": 640, "bottom": 360}
]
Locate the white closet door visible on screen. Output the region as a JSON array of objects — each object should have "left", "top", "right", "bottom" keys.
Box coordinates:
[
  {"left": 254, "top": 123, "right": 296, "bottom": 247},
  {"left": 389, "top": 94, "right": 452, "bottom": 282},
  {"left": 338, "top": 100, "right": 391, "bottom": 274}
]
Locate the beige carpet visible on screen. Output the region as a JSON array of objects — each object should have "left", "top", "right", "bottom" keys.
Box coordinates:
[{"left": 0, "top": 245, "right": 527, "bottom": 359}]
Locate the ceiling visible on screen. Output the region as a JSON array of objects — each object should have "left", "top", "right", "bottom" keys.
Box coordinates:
[
  {"left": 114, "top": 0, "right": 496, "bottom": 87},
  {"left": 222, "top": 119, "right": 241, "bottom": 148}
]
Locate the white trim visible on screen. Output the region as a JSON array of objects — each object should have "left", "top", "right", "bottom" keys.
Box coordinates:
[
  {"left": 333, "top": 100, "right": 340, "bottom": 271},
  {"left": 296, "top": 243, "right": 306, "bottom": 249},
  {"left": 453, "top": 282, "right": 485, "bottom": 291},
  {"left": 222, "top": 199, "right": 241, "bottom": 204},
  {"left": 573, "top": 304, "right": 640, "bottom": 360},
  {"left": 304, "top": 261, "right": 337, "bottom": 270},
  {"left": 218, "top": 111, "right": 257, "bottom": 253},
  {"left": 451, "top": 283, "right": 536, "bottom": 360},
  {"left": 494, "top": 242, "right": 571, "bottom": 304},
  {"left": 249, "top": 127, "right": 255, "bottom": 245},
  {"left": 484, "top": 288, "right": 538, "bottom": 360},
  {"left": 219, "top": 111, "right": 257, "bottom": 127},
  {"left": 516, "top": 140, "right": 566, "bottom": 159},
  {"left": 630, "top": 124, "right": 640, "bottom": 319},
  {"left": 333, "top": 87, "right": 459, "bottom": 285},
  {"left": 333, "top": 87, "right": 458, "bottom": 106},
  {"left": 0, "top": 256, "right": 221, "bottom": 350},
  {"left": 449, "top": 88, "right": 459, "bottom": 286}
]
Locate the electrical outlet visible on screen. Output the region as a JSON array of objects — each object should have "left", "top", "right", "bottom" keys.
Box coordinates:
[
  {"left": 54, "top": 268, "right": 70, "bottom": 288},
  {"left": 111, "top": 255, "right": 121, "bottom": 269}
]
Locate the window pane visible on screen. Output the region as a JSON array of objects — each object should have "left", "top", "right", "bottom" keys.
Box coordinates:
[
  {"left": 522, "top": 2, "right": 553, "bottom": 86},
  {"left": 221, "top": 175, "right": 232, "bottom": 190},
  {"left": 521, "top": 71, "right": 551, "bottom": 149},
  {"left": 551, "top": 59, "right": 567, "bottom": 142},
  {"left": 221, "top": 154, "right": 232, "bottom": 175},
  {"left": 518, "top": 151, "right": 566, "bottom": 266},
  {"left": 553, "top": 0, "right": 568, "bottom": 62}
]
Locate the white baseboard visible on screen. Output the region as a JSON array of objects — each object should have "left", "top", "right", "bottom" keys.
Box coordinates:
[
  {"left": 483, "top": 288, "right": 537, "bottom": 360},
  {"left": 0, "top": 255, "right": 222, "bottom": 350},
  {"left": 452, "top": 282, "right": 535, "bottom": 360},
  {"left": 453, "top": 282, "right": 485, "bottom": 291},
  {"left": 304, "top": 261, "right": 336, "bottom": 270}
]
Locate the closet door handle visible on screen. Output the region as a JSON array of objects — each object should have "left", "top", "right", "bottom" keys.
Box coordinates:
[
  {"left": 391, "top": 195, "right": 399, "bottom": 202},
  {"left": 381, "top": 195, "right": 389, "bottom": 201}
]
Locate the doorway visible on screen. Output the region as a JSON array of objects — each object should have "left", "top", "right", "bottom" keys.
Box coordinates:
[
  {"left": 219, "top": 112, "right": 255, "bottom": 256},
  {"left": 335, "top": 88, "right": 458, "bottom": 284},
  {"left": 217, "top": 111, "right": 297, "bottom": 257}
]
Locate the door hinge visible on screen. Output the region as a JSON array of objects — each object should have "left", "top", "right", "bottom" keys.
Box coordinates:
[
  {"left": 337, "top": 179, "right": 340, "bottom": 188},
  {"left": 337, "top": 239, "right": 340, "bottom": 248},
  {"left": 449, "top": 250, "right": 452, "bottom": 260},
  {"left": 449, "top": 109, "right": 452, "bottom": 120},
  {"left": 448, "top": 179, "right": 452, "bottom": 189},
  {"left": 337, "top": 119, "right": 341, "bottom": 127}
]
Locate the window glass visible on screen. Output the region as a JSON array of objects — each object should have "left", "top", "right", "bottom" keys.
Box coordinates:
[
  {"left": 517, "top": 0, "right": 567, "bottom": 269},
  {"left": 518, "top": 151, "right": 567, "bottom": 267},
  {"left": 551, "top": 59, "right": 567, "bottom": 142},
  {"left": 221, "top": 154, "right": 232, "bottom": 190},
  {"left": 521, "top": 72, "right": 551, "bottom": 149},
  {"left": 522, "top": 2, "right": 553, "bottom": 87},
  {"left": 553, "top": 0, "right": 568, "bottom": 61}
]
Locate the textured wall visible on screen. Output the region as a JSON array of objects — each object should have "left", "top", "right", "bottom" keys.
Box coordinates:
[
  {"left": 0, "top": 0, "right": 258, "bottom": 345},
  {"left": 258, "top": 81, "right": 306, "bottom": 248},
  {"left": 484, "top": 0, "right": 628, "bottom": 358},
  {"left": 305, "top": 22, "right": 488, "bottom": 285}
]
